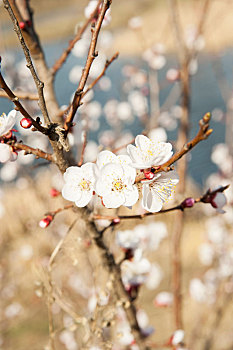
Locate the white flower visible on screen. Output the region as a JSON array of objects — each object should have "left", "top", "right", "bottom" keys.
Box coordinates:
[
  {"left": 154, "top": 291, "right": 173, "bottom": 307},
  {"left": 121, "top": 249, "right": 151, "bottom": 287},
  {"left": 127, "top": 134, "right": 173, "bottom": 169},
  {"left": 62, "top": 163, "right": 96, "bottom": 207},
  {"left": 142, "top": 171, "right": 179, "bottom": 212},
  {"left": 0, "top": 143, "right": 13, "bottom": 163},
  {"left": 0, "top": 110, "right": 16, "bottom": 136},
  {"left": 172, "top": 329, "right": 185, "bottom": 346},
  {"left": 95, "top": 151, "right": 138, "bottom": 208}
]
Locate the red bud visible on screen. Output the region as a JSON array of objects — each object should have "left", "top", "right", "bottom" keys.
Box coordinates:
[{"left": 20, "top": 118, "right": 32, "bottom": 129}]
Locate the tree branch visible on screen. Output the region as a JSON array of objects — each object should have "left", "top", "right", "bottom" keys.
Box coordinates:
[{"left": 64, "top": 0, "right": 112, "bottom": 133}]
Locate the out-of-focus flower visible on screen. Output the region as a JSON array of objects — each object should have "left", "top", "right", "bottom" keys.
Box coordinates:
[
  {"left": 0, "top": 110, "right": 16, "bottom": 136},
  {"left": 128, "top": 16, "right": 143, "bottom": 29},
  {"left": 189, "top": 278, "right": 207, "bottom": 303},
  {"left": 121, "top": 249, "right": 151, "bottom": 288},
  {"left": 127, "top": 134, "right": 173, "bottom": 169},
  {"left": 166, "top": 68, "right": 180, "bottom": 82},
  {"left": 145, "top": 263, "right": 163, "bottom": 290},
  {"left": 171, "top": 329, "right": 185, "bottom": 346},
  {"left": 84, "top": 0, "right": 111, "bottom": 26},
  {"left": 0, "top": 161, "right": 18, "bottom": 181},
  {"left": 148, "top": 127, "right": 167, "bottom": 142},
  {"left": 0, "top": 143, "right": 15, "bottom": 163},
  {"left": 116, "top": 229, "right": 140, "bottom": 250},
  {"left": 62, "top": 164, "right": 96, "bottom": 207},
  {"left": 198, "top": 243, "right": 214, "bottom": 266},
  {"left": 5, "top": 302, "right": 22, "bottom": 318},
  {"left": 142, "top": 171, "right": 179, "bottom": 213},
  {"left": 95, "top": 151, "right": 138, "bottom": 208},
  {"left": 154, "top": 291, "right": 173, "bottom": 307}
]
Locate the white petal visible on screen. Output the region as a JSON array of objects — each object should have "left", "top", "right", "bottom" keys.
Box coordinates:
[
  {"left": 142, "top": 184, "right": 163, "bottom": 212},
  {"left": 95, "top": 178, "right": 112, "bottom": 196},
  {"left": 123, "top": 185, "right": 139, "bottom": 206},
  {"left": 116, "top": 155, "right": 132, "bottom": 166},
  {"left": 81, "top": 162, "right": 96, "bottom": 181},
  {"left": 102, "top": 191, "right": 125, "bottom": 208},
  {"left": 62, "top": 183, "right": 82, "bottom": 202},
  {"left": 135, "top": 134, "right": 151, "bottom": 151},
  {"left": 0, "top": 144, "right": 11, "bottom": 162},
  {"left": 7, "top": 110, "right": 17, "bottom": 130},
  {"left": 152, "top": 142, "right": 173, "bottom": 165},
  {"left": 100, "top": 163, "right": 124, "bottom": 179},
  {"left": 75, "top": 191, "right": 93, "bottom": 207},
  {"left": 127, "top": 144, "right": 143, "bottom": 165},
  {"left": 63, "top": 166, "right": 82, "bottom": 182},
  {"left": 123, "top": 164, "right": 136, "bottom": 183},
  {"left": 96, "top": 150, "right": 116, "bottom": 169}
]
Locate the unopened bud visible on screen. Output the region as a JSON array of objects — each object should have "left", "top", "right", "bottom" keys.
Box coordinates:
[
  {"left": 50, "top": 188, "right": 60, "bottom": 197},
  {"left": 19, "top": 21, "right": 26, "bottom": 30},
  {"left": 39, "top": 215, "right": 53, "bottom": 228},
  {"left": 112, "top": 218, "right": 120, "bottom": 225},
  {"left": 181, "top": 197, "right": 195, "bottom": 208},
  {"left": 144, "top": 171, "right": 154, "bottom": 180},
  {"left": 20, "top": 118, "right": 32, "bottom": 129}
]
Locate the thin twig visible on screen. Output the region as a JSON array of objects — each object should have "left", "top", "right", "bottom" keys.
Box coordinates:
[
  {"left": 78, "top": 131, "right": 87, "bottom": 166},
  {"left": 0, "top": 90, "right": 38, "bottom": 100},
  {"left": 64, "top": 0, "right": 112, "bottom": 132},
  {"left": 51, "top": 0, "right": 102, "bottom": 76},
  {"left": 0, "top": 69, "right": 48, "bottom": 134},
  {"left": 3, "top": 0, "right": 51, "bottom": 126},
  {"left": 92, "top": 186, "right": 229, "bottom": 221},
  {"left": 13, "top": 142, "right": 53, "bottom": 161}
]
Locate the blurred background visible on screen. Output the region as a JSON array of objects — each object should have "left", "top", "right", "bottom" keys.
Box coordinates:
[{"left": 0, "top": 1, "right": 233, "bottom": 349}]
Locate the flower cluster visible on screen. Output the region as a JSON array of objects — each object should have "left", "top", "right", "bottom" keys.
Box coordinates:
[{"left": 62, "top": 135, "right": 179, "bottom": 212}]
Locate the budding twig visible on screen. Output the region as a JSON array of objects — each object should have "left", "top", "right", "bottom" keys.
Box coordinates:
[
  {"left": 0, "top": 68, "right": 48, "bottom": 134},
  {"left": 51, "top": 0, "right": 102, "bottom": 76},
  {"left": 3, "top": 0, "right": 51, "bottom": 126},
  {"left": 92, "top": 186, "right": 228, "bottom": 221},
  {"left": 64, "top": 0, "right": 112, "bottom": 133},
  {"left": 13, "top": 142, "right": 53, "bottom": 161}
]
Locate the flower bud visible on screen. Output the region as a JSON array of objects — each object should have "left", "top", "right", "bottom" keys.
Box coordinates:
[
  {"left": 144, "top": 171, "right": 154, "bottom": 180},
  {"left": 50, "top": 188, "right": 60, "bottom": 197},
  {"left": 20, "top": 118, "right": 32, "bottom": 129},
  {"left": 19, "top": 21, "right": 26, "bottom": 30},
  {"left": 39, "top": 215, "right": 53, "bottom": 228},
  {"left": 112, "top": 217, "right": 121, "bottom": 225},
  {"left": 181, "top": 197, "right": 195, "bottom": 208}
]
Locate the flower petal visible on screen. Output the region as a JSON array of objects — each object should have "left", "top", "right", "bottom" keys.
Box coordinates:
[
  {"left": 102, "top": 191, "right": 125, "bottom": 208},
  {"left": 123, "top": 185, "right": 139, "bottom": 206},
  {"left": 63, "top": 166, "right": 82, "bottom": 183},
  {"left": 142, "top": 184, "right": 163, "bottom": 212},
  {"left": 0, "top": 144, "right": 11, "bottom": 162},
  {"left": 75, "top": 191, "right": 93, "bottom": 207},
  {"left": 96, "top": 150, "right": 116, "bottom": 169},
  {"left": 62, "top": 183, "right": 82, "bottom": 202}
]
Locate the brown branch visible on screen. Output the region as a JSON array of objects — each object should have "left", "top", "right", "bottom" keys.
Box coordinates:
[
  {"left": 135, "top": 112, "right": 213, "bottom": 183},
  {"left": 13, "top": 142, "right": 53, "bottom": 162},
  {"left": 51, "top": 0, "right": 102, "bottom": 76},
  {"left": 0, "top": 90, "right": 38, "bottom": 100},
  {"left": 0, "top": 68, "right": 48, "bottom": 134},
  {"left": 92, "top": 186, "right": 229, "bottom": 222},
  {"left": 3, "top": 0, "right": 51, "bottom": 126},
  {"left": 64, "top": 0, "right": 112, "bottom": 132}
]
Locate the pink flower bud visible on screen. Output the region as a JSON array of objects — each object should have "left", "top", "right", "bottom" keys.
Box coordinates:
[
  {"left": 144, "top": 171, "right": 154, "bottom": 180},
  {"left": 20, "top": 118, "right": 32, "bottom": 129},
  {"left": 39, "top": 215, "right": 53, "bottom": 228},
  {"left": 166, "top": 68, "right": 180, "bottom": 82},
  {"left": 112, "top": 218, "right": 121, "bottom": 225},
  {"left": 19, "top": 21, "right": 26, "bottom": 30},
  {"left": 181, "top": 197, "right": 195, "bottom": 208},
  {"left": 50, "top": 188, "right": 60, "bottom": 197}
]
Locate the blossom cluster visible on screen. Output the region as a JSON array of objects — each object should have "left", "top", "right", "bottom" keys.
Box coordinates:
[{"left": 62, "top": 135, "right": 179, "bottom": 212}]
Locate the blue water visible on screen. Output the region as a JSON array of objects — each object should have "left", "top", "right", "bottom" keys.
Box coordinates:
[{"left": 1, "top": 40, "right": 232, "bottom": 187}]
